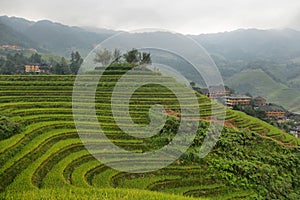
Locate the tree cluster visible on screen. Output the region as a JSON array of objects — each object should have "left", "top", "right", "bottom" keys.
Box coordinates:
[
  {"left": 51, "top": 51, "right": 83, "bottom": 75},
  {"left": 0, "top": 51, "right": 83, "bottom": 75},
  {"left": 94, "top": 48, "right": 151, "bottom": 66},
  {"left": 233, "top": 104, "right": 267, "bottom": 119},
  {"left": 0, "top": 53, "right": 44, "bottom": 74}
]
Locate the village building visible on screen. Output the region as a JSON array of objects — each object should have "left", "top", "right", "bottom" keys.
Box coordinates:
[
  {"left": 260, "top": 105, "right": 286, "bottom": 118},
  {"left": 222, "top": 95, "right": 252, "bottom": 108},
  {"left": 207, "top": 85, "right": 231, "bottom": 98},
  {"left": 0, "top": 45, "right": 22, "bottom": 51},
  {"left": 24, "top": 64, "right": 49, "bottom": 74},
  {"left": 25, "top": 65, "right": 40, "bottom": 73},
  {"left": 194, "top": 85, "right": 231, "bottom": 99}
]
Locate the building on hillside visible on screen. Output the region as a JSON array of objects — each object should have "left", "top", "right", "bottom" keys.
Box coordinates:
[
  {"left": 25, "top": 64, "right": 49, "bottom": 74},
  {"left": 260, "top": 105, "right": 286, "bottom": 118},
  {"left": 194, "top": 85, "right": 231, "bottom": 99},
  {"left": 25, "top": 65, "right": 40, "bottom": 73},
  {"left": 253, "top": 96, "right": 267, "bottom": 107},
  {"left": 208, "top": 85, "right": 231, "bottom": 98},
  {"left": 222, "top": 95, "right": 252, "bottom": 108},
  {"left": 0, "top": 45, "right": 22, "bottom": 51}
]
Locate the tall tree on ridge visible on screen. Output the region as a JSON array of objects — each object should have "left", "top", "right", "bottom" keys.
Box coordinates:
[
  {"left": 94, "top": 48, "right": 112, "bottom": 66},
  {"left": 70, "top": 51, "right": 83, "bottom": 74}
]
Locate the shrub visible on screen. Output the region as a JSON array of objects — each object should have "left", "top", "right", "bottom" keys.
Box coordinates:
[{"left": 0, "top": 115, "right": 24, "bottom": 140}]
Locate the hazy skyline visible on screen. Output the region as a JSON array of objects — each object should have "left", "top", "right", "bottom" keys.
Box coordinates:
[{"left": 1, "top": 0, "right": 300, "bottom": 34}]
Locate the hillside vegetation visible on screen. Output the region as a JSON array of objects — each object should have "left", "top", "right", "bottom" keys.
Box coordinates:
[
  {"left": 226, "top": 69, "right": 300, "bottom": 112},
  {"left": 1, "top": 16, "right": 300, "bottom": 114},
  {"left": 0, "top": 67, "right": 299, "bottom": 199}
]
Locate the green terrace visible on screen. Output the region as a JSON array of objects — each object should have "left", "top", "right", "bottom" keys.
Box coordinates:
[{"left": 0, "top": 70, "right": 299, "bottom": 199}]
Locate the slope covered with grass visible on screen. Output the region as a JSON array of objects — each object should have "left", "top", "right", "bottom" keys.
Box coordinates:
[
  {"left": 226, "top": 69, "right": 300, "bottom": 113},
  {"left": 0, "top": 66, "right": 299, "bottom": 199}
]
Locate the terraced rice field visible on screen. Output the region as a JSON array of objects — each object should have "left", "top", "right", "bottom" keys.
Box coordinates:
[
  {"left": 224, "top": 110, "right": 300, "bottom": 146},
  {"left": 0, "top": 68, "right": 298, "bottom": 199}
]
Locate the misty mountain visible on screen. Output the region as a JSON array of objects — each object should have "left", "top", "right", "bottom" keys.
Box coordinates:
[
  {"left": 0, "top": 16, "right": 114, "bottom": 56},
  {"left": 192, "top": 28, "right": 300, "bottom": 62},
  {"left": 81, "top": 26, "right": 119, "bottom": 35},
  {"left": 0, "top": 16, "right": 299, "bottom": 112},
  {"left": 0, "top": 16, "right": 34, "bottom": 32},
  {"left": 191, "top": 29, "right": 300, "bottom": 112},
  {"left": 0, "top": 21, "right": 37, "bottom": 48},
  {"left": 2, "top": 15, "right": 300, "bottom": 61}
]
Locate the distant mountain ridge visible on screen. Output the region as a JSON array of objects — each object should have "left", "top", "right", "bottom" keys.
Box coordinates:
[
  {"left": 192, "top": 28, "right": 300, "bottom": 61},
  {"left": 192, "top": 29, "right": 300, "bottom": 113},
  {"left": 0, "top": 16, "right": 299, "bottom": 112},
  {"left": 1, "top": 15, "right": 300, "bottom": 60},
  {"left": 0, "top": 16, "right": 115, "bottom": 56}
]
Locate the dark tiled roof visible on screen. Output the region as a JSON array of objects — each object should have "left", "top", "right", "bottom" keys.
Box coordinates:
[
  {"left": 254, "top": 96, "right": 266, "bottom": 101},
  {"left": 224, "top": 95, "right": 251, "bottom": 99},
  {"left": 199, "top": 88, "right": 209, "bottom": 94},
  {"left": 260, "top": 105, "right": 285, "bottom": 112}
]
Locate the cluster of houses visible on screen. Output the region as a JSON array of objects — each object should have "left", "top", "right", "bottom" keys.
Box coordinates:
[
  {"left": 194, "top": 85, "right": 286, "bottom": 118},
  {"left": 0, "top": 45, "right": 37, "bottom": 52},
  {"left": 192, "top": 84, "right": 300, "bottom": 138},
  {"left": 0, "top": 45, "right": 23, "bottom": 51}
]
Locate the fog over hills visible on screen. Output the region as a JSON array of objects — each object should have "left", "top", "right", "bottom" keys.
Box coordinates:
[
  {"left": 1, "top": 16, "right": 299, "bottom": 112},
  {"left": 0, "top": 16, "right": 113, "bottom": 55}
]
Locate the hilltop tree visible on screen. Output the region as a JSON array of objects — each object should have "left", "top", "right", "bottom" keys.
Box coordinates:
[
  {"left": 29, "top": 53, "right": 42, "bottom": 63},
  {"left": 123, "top": 49, "right": 151, "bottom": 65},
  {"left": 60, "top": 57, "right": 71, "bottom": 74},
  {"left": 0, "top": 60, "right": 16, "bottom": 74},
  {"left": 94, "top": 48, "right": 112, "bottom": 66},
  {"left": 52, "top": 57, "right": 71, "bottom": 74},
  {"left": 112, "top": 48, "right": 121, "bottom": 63},
  {"left": 70, "top": 51, "right": 83, "bottom": 74},
  {"left": 190, "top": 81, "right": 196, "bottom": 87},
  {"left": 12, "top": 53, "right": 27, "bottom": 65},
  {"left": 141, "top": 52, "right": 151, "bottom": 64},
  {"left": 123, "top": 48, "right": 140, "bottom": 64}
]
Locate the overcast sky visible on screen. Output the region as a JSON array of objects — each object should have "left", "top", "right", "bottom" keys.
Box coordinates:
[{"left": 1, "top": 0, "right": 300, "bottom": 34}]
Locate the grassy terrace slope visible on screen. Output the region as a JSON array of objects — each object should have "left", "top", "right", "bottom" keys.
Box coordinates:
[{"left": 0, "top": 69, "right": 299, "bottom": 199}]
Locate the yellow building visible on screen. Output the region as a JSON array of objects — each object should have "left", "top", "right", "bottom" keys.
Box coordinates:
[
  {"left": 25, "top": 65, "right": 31, "bottom": 72},
  {"left": 223, "top": 95, "right": 251, "bottom": 108},
  {"left": 25, "top": 65, "right": 40, "bottom": 73}
]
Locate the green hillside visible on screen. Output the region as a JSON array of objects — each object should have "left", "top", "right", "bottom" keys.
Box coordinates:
[
  {"left": 226, "top": 69, "right": 300, "bottom": 112},
  {"left": 288, "top": 76, "right": 300, "bottom": 89},
  {"left": 0, "top": 69, "right": 299, "bottom": 199},
  {"left": 0, "top": 22, "right": 36, "bottom": 48}
]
